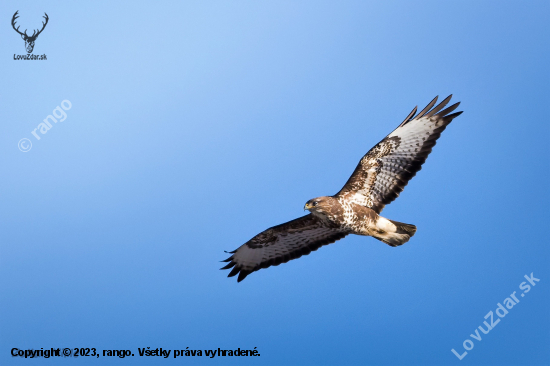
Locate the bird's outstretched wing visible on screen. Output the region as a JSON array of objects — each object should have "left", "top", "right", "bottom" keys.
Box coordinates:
[
  {"left": 336, "top": 95, "right": 462, "bottom": 213},
  {"left": 221, "top": 214, "right": 348, "bottom": 282}
]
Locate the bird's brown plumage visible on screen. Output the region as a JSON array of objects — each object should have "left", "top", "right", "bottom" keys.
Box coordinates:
[{"left": 222, "top": 95, "right": 462, "bottom": 282}]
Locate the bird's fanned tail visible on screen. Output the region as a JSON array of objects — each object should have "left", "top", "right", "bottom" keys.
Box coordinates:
[
  {"left": 222, "top": 95, "right": 461, "bottom": 282},
  {"left": 371, "top": 218, "right": 417, "bottom": 247}
]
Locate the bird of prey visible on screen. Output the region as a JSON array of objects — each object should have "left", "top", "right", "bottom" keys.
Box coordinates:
[{"left": 222, "top": 95, "right": 462, "bottom": 282}]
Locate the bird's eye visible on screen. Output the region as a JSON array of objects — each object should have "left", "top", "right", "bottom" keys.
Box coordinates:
[{"left": 312, "top": 201, "right": 318, "bottom": 206}]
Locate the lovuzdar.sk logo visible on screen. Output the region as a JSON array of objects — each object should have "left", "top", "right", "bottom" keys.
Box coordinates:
[{"left": 12, "top": 10, "right": 48, "bottom": 60}]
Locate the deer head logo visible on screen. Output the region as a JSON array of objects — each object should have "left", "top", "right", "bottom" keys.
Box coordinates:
[{"left": 12, "top": 11, "right": 49, "bottom": 54}]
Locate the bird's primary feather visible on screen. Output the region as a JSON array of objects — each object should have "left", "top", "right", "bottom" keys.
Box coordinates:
[{"left": 222, "top": 96, "right": 462, "bottom": 282}]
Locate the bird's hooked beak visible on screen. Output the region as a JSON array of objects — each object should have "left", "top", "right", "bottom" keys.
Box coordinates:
[{"left": 304, "top": 202, "right": 312, "bottom": 211}]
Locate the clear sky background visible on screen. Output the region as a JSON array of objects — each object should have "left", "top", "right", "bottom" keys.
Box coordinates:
[{"left": 1, "top": 1, "right": 548, "bottom": 365}]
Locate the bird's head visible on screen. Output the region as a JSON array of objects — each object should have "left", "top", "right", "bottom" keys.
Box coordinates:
[{"left": 304, "top": 196, "right": 335, "bottom": 216}]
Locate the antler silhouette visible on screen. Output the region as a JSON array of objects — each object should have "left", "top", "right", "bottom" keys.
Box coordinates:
[
  {"left": 11, "top": 10, "right": 26, "bottom": 37},
  {"left": 31, "top": 13, "right": 49, "bottom": 39},
  {"left": 11, "top": 11, "right": 49, "bottom": 40},
  {"left": 11, "top": 11, "right": 49, "bottom": 53}
]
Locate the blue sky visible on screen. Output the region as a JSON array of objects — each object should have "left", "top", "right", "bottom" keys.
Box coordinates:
[{"left": 1, "top": 1, "right": 548, "bottom": 365}]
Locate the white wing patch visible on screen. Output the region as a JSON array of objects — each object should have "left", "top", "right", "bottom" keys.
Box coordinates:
[
  {"left": 222, "top": 95, "right": 462, "bottom": 282},
  {"left": 337, "top": 95, "right": 462, "bottom": 213}
]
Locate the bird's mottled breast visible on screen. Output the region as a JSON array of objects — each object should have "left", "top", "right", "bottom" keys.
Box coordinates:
[
  {"left": 336, "top": 197, "right": 378, "bottom": 231},
  {"left": 328, "top": 202, "right": 345, "bottom": 225}
]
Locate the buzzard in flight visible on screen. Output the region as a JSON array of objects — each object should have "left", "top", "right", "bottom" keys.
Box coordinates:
[{"left": 222, "top": 95, "right": 462, "bottom": 282}]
